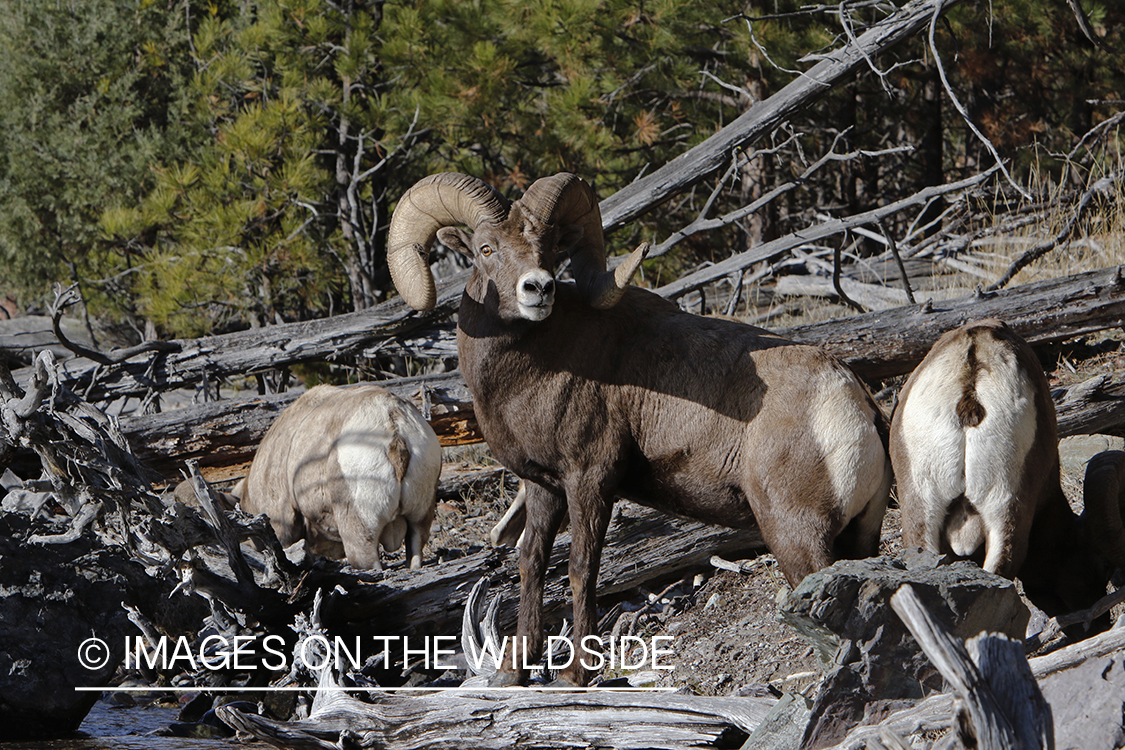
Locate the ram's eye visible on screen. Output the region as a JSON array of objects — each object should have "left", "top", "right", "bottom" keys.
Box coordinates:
[{"left": 480, "top": 244, "right": 493, "bottom": 257}]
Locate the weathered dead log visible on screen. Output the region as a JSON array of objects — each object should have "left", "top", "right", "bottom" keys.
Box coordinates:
[
  {"left": 773, "top": 274, "right": 914, "bottom": 311},
  {"left": 779, "top": 265, "right": 1125, "bottom": 380},
  {"left": 890, "top": 585, "right": 1052, "bottom": 750},
  {"left": 8, "top": 271, "right": 470, "bottom": 403},
  {"left": 122, "top": 361, "right": 1125, "bottom": 485},
  {"left": 316, "top": 498, "right": 765, "bottom": 641},
  {"left": 1053, "top": 374, "right": 1125, "bottom": 439},
  {"left": 21, "top": 259, "right": 1125, "bottom": 442},
  {"left": 218, "top": 668, "right": 777, "bottom": 750}
]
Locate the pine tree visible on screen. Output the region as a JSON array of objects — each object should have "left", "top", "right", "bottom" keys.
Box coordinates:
[{"left": 0, "top": 0, "right": 202, "bottom": 323}]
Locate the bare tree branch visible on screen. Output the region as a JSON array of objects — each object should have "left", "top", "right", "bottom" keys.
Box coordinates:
[
  {"left": 643, "top": 137, "right": 909, "bottom": 260},
  {"left": 49, "top": 284, "right": 180, "bottom": 366},
  {"left": 656, "top": 165, "right": 999, "bottom": 300},
  {"left": 1065, "top": 0, "right": 1116, "bottom": 52},
  {"left": 600, "top": 0, "right": 967, "bottom": 232},
  {"left": 927, "top": 3, "right": 1031, "bottom": 200},
  {"left": 878, "top": 217, "right": 917, "bottom": 304}
]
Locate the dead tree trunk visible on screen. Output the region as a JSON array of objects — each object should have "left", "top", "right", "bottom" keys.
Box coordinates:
[
  {"left": 218, "top": 668, "right": 777, "bottom": 750},
  {"left": 780, "top": 265, "right": 1125, "bottom": 380}
]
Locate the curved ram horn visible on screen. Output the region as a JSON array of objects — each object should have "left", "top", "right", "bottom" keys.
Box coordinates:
[
  {"left": 517, "top": 173, "right": 646, "bottom": 309},
  {"left": 387, "top": 173, "right": 509, "bottom": 311}
]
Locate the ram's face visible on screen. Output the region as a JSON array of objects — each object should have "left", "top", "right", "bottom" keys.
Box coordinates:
[{"left": 440, "top": 206, "right": 568, "bottom": 322}]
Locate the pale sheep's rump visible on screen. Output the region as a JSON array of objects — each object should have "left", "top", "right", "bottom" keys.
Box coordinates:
[
  {"left": 892, "top": 319, "right": 1049, "bottom": 576},
  {"left": 242, "top": 384, "right": 441, "bottom": 570}
]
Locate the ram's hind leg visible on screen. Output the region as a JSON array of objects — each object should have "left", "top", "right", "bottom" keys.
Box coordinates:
[
  {"left": 834, "top": 480, "right": 891, "bottom": 562},
  {"left": 753, "top": 501, "right": 836, "bottom": 587}
]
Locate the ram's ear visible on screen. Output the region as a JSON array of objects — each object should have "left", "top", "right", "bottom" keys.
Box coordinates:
[{"left": 437, "top": 227, "right": 473, "bottom": 257}]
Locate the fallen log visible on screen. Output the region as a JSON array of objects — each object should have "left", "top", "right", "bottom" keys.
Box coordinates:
[
  {"left": 889, "top": 585, "right": 1052, "bottom": 750},
  {"left": 123, "top": 359, "right": 1125, "bottom": 484},
  {"left": 315, "top": 498, "right": 765, "bottom": 641},
  {"left": 8, "top": 271, "right": 470, "bottom": 403},
  {"left": 218, "top": 668, "right": 777, "bottom": 750},
  {"left": 18, "top": 254, "right": 1125, "bottom": 421},
  {"left": 773, "top": 274, "right": 915, "bottom": 311},
  {"left": 778, "top": 265, "right": 1125, "bottom": 380}
]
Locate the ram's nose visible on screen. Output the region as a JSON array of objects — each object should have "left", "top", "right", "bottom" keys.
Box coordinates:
[{"left": 516, "top": 270, "right": 555, "bottom": 321}]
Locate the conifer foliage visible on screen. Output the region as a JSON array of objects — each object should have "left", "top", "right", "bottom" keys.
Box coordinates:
[{"left": 0, "top": 0, "right": 1120, "bottom": 337}]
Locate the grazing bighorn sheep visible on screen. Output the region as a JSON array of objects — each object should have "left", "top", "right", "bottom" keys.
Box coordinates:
[
  {"left": 176, "top": 384, "right": 441, "bottom": 570},
  {"left": 387, "top": 172, "right": 893, "bottom": 685},
  {"left": 890, "top": 319, "right": 1065, "bottom": 578}
]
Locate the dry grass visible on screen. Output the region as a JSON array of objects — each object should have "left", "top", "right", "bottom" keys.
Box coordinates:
[{"left": 733, "top": 159, "right": 1125, "bottom": 332}]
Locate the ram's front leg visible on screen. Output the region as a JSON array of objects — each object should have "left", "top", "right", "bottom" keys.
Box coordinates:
[
  {"left": 556, "top": 482, "right": 614, "bottom": 687},
  {"left": 489, "top": 479, "right": 566, "bottom": 686}
]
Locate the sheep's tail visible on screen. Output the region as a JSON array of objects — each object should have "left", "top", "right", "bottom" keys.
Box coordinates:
[
  {"left": 388, "top": 432, "right": 410, "bottom": 484},
  {"left": 956, "top": 341, "right": 987, "bottom": 428}
]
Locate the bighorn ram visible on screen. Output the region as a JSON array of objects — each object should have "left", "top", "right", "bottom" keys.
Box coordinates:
[
  {"left": 890, "top": 319, "right": 1066, "bottom": 578},
  {"left": 387, "top": 172, "right": 893, "bottom": 685},
  {"left": 176, "top": 384, "right": 441, "bottom": 570}
]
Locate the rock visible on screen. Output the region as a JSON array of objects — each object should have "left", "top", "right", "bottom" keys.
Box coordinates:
[
  {"left": 0, "top": 512, "right": 183, "bottom": 740},
  {"left": 777, "top": 552, "right": 1029, "bottom": 750},
  {"left": 1039, "top": 652, "right": 1125, "bottom": 750}
]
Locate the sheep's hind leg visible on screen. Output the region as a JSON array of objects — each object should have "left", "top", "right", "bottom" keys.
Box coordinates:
[{"left": 489, "top": 480, "right": 566, "bottom": 687}]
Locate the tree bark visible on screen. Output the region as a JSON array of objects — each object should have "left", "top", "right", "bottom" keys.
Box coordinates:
[{"left": 889, "top": 585, "right": 1052, "bottom": 750}]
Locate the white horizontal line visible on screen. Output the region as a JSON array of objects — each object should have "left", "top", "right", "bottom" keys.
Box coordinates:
[{"left": 76, "top": 686, "right": 676, "bottom": 693}]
